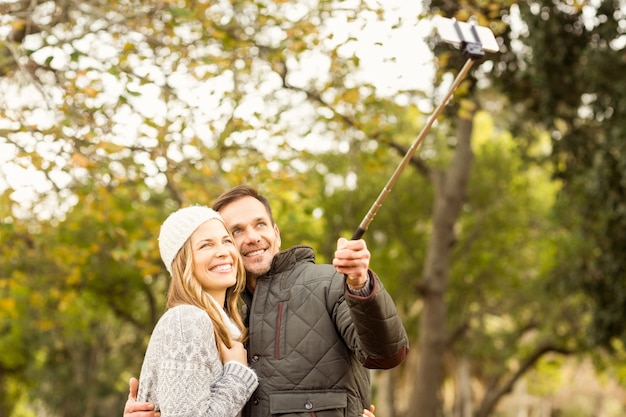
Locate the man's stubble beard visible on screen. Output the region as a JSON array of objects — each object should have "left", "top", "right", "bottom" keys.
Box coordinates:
[{"left": 243, "top": 257, "right": 272, "bottom": 279}]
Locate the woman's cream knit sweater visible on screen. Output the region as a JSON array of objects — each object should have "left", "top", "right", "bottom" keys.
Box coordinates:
[{"left": 137, "top": 304, "right": 258, "bottom": 417}]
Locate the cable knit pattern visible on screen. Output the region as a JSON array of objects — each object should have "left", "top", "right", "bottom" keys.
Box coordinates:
[{"left": 137, "top": 305, "right": 258, "bottom": 417}]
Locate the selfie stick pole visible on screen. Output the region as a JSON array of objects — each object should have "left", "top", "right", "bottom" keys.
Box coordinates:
[{"left": 351, "top": 20, "right": 490, "bottom": 240}]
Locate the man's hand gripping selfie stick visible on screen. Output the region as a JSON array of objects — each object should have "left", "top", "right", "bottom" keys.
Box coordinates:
[{"left": 351, "top": 17, "right": 499, "bottom": 240}]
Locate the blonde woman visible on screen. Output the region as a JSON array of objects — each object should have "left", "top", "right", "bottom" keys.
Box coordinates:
[{"left": 136, "top": 206, "right": 258, "bottom": 417}]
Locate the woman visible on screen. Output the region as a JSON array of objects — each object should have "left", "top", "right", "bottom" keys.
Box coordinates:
[{"left": 137, "top": 205, "right": 258, "bottom": 417}]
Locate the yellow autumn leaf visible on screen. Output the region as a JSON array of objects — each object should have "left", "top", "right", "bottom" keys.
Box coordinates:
[
  {"left": 0, "top": 298, "right": 16, "bottom": 315},
  {"left": 341, "top": 88, "right": 360, "bottom": 105},
  {"left": 38, "top": 319, "right": 54, "bottom": 331},
  {"left": 72, "top": 153, "right": 90, "bottom": 168},
  {"left": 84, "top": 86, "right": 99, "bottom": 97}
]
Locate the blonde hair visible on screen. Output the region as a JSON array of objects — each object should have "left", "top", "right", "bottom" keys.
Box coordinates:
[{"left": 166, "top": 226, "right": 247, "bottom": 351}]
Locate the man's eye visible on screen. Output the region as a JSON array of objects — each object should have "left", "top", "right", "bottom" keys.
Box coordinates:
[{"left": 232, "top": 229, "right": 241, "bottom": 235}]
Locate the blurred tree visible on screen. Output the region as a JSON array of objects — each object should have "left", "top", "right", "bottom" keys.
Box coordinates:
[
  {"left": 282, "top": 3, "right": 569, "bottom": 414},
  {"left": 305, "top": 95, "right": 577, "bottom": 417},
  {"left": 496, "top": 0, "right": 626, "bottom": 350},
  {"left": 401, "top": 0, "right": 626, "bottom": 415}
]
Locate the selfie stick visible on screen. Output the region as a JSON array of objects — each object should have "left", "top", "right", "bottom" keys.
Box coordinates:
[{"left": 351, "top": 18, "right": 499, "bottom": 240}]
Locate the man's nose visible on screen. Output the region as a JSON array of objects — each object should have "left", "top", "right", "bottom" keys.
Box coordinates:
[{"left": 243, "top": 227, "right": 261, "bottom": 243}]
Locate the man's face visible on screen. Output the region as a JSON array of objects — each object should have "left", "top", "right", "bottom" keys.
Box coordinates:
[{"left": 218, "top": 196, "right": 281, "bottom": 280}]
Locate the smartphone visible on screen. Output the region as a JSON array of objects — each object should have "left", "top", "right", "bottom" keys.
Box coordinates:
[{"left": 434, "top": 16, "right": 499, "bottom": 54}]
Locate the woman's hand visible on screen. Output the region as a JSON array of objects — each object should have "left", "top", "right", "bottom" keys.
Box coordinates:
[{"left": 219, "top": 340, "right": 248, "bottom": 365}]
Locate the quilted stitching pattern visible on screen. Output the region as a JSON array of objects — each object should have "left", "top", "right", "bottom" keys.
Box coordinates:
[{"left": 243, "top": 246, "right": 408, "bottom": 417}]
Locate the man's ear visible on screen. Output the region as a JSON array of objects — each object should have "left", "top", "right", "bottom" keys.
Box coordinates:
[{"left": 274, "top": 224, "right": 281, "bottom": 248}]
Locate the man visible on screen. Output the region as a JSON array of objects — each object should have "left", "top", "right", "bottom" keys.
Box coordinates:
[{"left": 125, "top": 185, "right": 409, "bottom": 416}]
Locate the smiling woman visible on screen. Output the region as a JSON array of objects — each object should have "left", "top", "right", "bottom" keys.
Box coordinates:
[
  {"left": 188, "top": 219, "right": 239, "bottom": 304},
  {"left": 137, "top": 205, "right": 257, "bottom": 417}
]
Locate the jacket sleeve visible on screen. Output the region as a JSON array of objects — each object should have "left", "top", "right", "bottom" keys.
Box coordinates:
[{"left": 334, "top": 270, "right": 409, "bottom": 369}]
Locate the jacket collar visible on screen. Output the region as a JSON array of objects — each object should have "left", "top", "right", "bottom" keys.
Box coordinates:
[
  {"left": 241, "top": 245, "right": 315, "bottom": 308},
  {"left": 267, "top": 245, "right": 315, "bottom": 275}
]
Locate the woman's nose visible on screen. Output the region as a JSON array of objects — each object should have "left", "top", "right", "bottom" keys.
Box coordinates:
[{"left": 215, "top": 243, "right": 230, "bottom": 257}]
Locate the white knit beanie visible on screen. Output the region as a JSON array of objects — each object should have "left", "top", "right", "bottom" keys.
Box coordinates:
[{"left": 158, "top": 205, "right": 225, "bottom": 275}]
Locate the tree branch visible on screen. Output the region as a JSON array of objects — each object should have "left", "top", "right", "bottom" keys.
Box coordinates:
[{"left": 476, "top": 343, "right": 573, "bottom": 417}]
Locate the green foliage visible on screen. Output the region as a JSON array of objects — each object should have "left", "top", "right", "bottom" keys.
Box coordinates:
[
  {"left": 307, "top": 100, "right": 434, "bottom": 309},
  {"left": 526, "top": 356, "right": 565, "bottom": 397},
  {"left": 448, "top": 111, "right": 567, "bottom": 359},
  {"left": 2, "top": 0, "right": 626, "bottom": 416},
  {"left": 492, "top": 0, "right": 626, "bottom": 349},
  {"left": 421, "top": 0, "right": 626, "bottom": 413},
  {"left": 0, "top": 182, "right": 167, "bottom": 416}
]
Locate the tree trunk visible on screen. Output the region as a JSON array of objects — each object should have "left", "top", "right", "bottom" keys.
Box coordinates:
[
  {"left": 454, "top": 356, "right": 473, "bottom": 417},
  {"left": 374, "top": 368, "right": 399, "bottom": 417},
  {"left": 408, "top": 106, "right": 476, "bottom": 417}
]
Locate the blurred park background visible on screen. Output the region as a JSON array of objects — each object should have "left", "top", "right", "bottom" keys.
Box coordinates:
[{"left": 1, "top": 0, "right": 626, "bottom": 416}]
